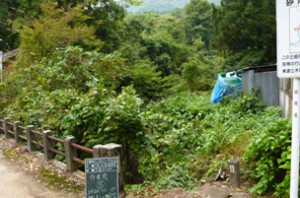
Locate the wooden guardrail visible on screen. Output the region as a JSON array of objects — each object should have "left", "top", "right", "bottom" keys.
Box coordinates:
[
  {"left": 0, "top": 118, "right": 123, "bottom": 174},
  {"left": 0, "top": 117, "right": 125, "bottom": 196}
]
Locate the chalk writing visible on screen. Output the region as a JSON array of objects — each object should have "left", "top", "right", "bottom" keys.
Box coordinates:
[{"left": 85, "top": 157, "right": 119, "bottom": 198}]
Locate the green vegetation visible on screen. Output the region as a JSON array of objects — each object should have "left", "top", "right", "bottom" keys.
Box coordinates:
[
  {"left": 0, "top": 0, "right": 289, "bottom": 197},
  {"left": 2, "top": 147, "right": 30, "bottom": 163},
  {"left": 211, "top": 0, "right": 276, "bottom": 68},
  {"left": 244, "top": 120, "right": 291, "bottom": 197}
]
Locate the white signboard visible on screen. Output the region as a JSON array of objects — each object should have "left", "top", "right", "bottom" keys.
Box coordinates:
[{"left": 277, "top": 1, "right": 300, "bottom": 78}]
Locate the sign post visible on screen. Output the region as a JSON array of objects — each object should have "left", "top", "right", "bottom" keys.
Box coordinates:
[
  {"left": 85, "top": 157, "right": 119, "bottom": 198},
  {"left": 277, "top": 1, "right": 300, "bottom": 197},
  {"left": 291, "top": 79, "right": 300, "bottom": 197}
]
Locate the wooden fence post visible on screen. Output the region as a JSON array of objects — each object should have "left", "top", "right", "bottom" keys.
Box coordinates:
[
  {"left": 92, "top": 144, "right": 102, "bottom": 158},
  {"left": 13, "top": 121, "right": 21, "bottom": 143},
  {"left": 229, "top": 159, "right": 241, "bottom": 188},
  {"left": 64, "top": 136, "right": 77, "bottom": 172},
  {"left": 0, "top": 119, "right": 3, "bottom": 134},
  {"left": 26, "top": 125, "right": 36, "bottom": 152},
  {"left": 93, "top": 143, "right": 125, "bottom": 198},
  {"left": 3, "top": 118, "right": 10, "bottom": 139},
  {"left": 42, "top": 130, "right": 54, "bottom": 161}
]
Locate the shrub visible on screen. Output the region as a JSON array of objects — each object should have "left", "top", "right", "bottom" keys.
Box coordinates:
[
  {"left": 244, "top": 119, "right": 291, "bottom": 197},
  {"left": 182, "top": 59, "right": 213, "bottom": 91}
]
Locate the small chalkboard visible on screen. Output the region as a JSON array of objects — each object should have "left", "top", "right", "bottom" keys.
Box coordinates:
[{"left": 85, "top": 157, "right": 119, "bottom": 198}]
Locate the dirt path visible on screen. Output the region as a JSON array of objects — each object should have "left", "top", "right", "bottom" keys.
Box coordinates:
[
  {"left": 196, "top": 183, "right": 250, "bottom": 198},
  {"left": 0, "top": 150, "right": 68, "bottom": 198},
  {"left": 0, "top": 135, "right": 84, "bottom": 198}
]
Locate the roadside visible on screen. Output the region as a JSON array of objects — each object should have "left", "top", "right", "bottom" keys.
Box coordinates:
[
  {"left": 0, "top": 150, "right": 68, "bottom": 198},
  {"left": 0, "top": 135, "right": 85, "bottom": 198},
  {"left": 0, "top": 135, "right": 253, "bottom": 198},
  {"left": 127, "top": 182, "right": 251, "bottom": 198}
]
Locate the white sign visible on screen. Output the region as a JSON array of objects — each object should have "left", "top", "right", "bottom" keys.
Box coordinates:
[{"left": 277, "top": 1, "right": 300, "bottom": 78}]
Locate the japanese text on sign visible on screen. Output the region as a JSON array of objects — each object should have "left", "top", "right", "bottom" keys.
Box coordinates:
[
  {"left": 286, "top": 0, "right": 300, "bottom": 7},
  {"left": 277, "top": 1, "right": 300, "bottom": 78},
  {"left": 85, "top": 157, "right": 119, "bottom": 198}
]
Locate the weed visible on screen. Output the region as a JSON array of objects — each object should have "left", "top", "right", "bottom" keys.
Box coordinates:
[{"left": 38, "top": 167, "right": 84, "bottom": 193}]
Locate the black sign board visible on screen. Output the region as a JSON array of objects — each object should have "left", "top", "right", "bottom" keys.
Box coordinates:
[{"left": 85, "top": 157, "right": 119, "bottom": 198}]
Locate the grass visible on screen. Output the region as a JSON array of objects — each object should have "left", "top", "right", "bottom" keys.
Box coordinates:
[
  {"left": 2, "top": 147, "right": 30, "bottom": 162},
  {"left": 38, "top": 167, "right": 84, "bottom": 193}
]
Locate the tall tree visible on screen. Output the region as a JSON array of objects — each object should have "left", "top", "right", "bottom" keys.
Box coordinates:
[
  {"left": 0, "top": 0, "right": 41, "bottom": 51},
  {"left": 17, "top": 2, "right": 101, "bottom": 66},
  {"left": 183, "top": 0, "right": 212, "bottom": 47},
  {"left": 211, "top": 0, "right": 276, "bottom": 66},
  {"left": 0, "top": 0, "right": 134, "bottom": 52},
  {"left": 84, "top": 0, "right": 126, "bottom": 52}
]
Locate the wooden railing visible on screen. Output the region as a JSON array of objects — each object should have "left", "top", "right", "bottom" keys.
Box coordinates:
[{"left": 0, "top": 118, "right": 122, "bottom": 173}]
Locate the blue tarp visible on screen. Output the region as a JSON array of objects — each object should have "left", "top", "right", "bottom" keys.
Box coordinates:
[{"left": 211, "top": 72, "right": 242, "bottom": 104}]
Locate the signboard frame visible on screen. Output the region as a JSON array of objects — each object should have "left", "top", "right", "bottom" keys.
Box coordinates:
[{"left": 277, "top": 1, "right": 300, "bottom": 78}]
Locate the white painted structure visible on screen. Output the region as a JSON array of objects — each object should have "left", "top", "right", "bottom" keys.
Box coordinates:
[{"left": 277, "top": 1, "right": 300, "bottom": 197}]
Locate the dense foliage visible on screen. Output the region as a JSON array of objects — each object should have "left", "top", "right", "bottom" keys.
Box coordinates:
[
  {"left": 0, "top": 0, "right": 290, "bottom": 197},
  {"left": 211, "top": 0, "right": 276, "bottom": 68},
  {"left": 0, "top": 48, "right": 286, "bottom": 192},
  {"left": 244, "top": 120, "right": 291, "bottom": 197}
]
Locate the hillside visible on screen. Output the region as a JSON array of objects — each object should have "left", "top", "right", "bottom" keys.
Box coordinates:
[
  {"left": 126, "top": 0, "right": 190, "bottom": 13},
  {"left": 210, "top": 0, "right": 220, "bottom": 4},
  {"left": 0, "top": 0, "right": 285, "bottom": 197},
  {"left": 126, "top": 0, "right": 220, "bottom": 13}
]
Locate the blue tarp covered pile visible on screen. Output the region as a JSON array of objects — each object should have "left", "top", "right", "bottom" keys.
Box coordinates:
[{"left": 211, "top": 72, "right": 242, "bottom": 104}]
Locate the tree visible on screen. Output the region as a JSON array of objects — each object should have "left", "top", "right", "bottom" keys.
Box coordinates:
[
  {"left": 183, "top": 0, "right": 213, "bottom": 47},
  {"left": 182, "top": 59, "right": 213, "bottom": 91},
  {"left": 0, "top": 0, "right": 41, "bottom": 51},
  {"left": 122, "top": 13, "right": 190, "bottom": 76},
  {"left": 211, "top": 0, "right": 276, "bottom": 66},
  {"left": 0, "top": 0, "right": 135, "bottom": 52},
  {"left": 84, "top": 0, "right": 127, "bottom": 52},
  {"left": 17, "top": 2, "right": 101, "bottom": 66}
]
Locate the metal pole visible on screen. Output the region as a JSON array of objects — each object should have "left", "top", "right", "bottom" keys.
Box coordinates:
[{"left": 290, "top": 78, "right": 300, "bottom": 198}]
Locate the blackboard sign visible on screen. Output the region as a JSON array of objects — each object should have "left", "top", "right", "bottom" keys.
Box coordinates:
[{"left": 85, "top": 157, "right": 119, "bottom": 198}]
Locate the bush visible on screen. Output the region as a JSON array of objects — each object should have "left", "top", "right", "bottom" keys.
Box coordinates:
[
  {"left": 124, "top": 60, "right": 164, "bottom": 100},
  {"left": 244, "top": 120, "right": 291, "bottom": 197},
  {"left": 182, "top": 59, "right": 213, "bottom": 91},
  {"left": 133, "top": 93, "right": 282, "bottom": 192}
]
